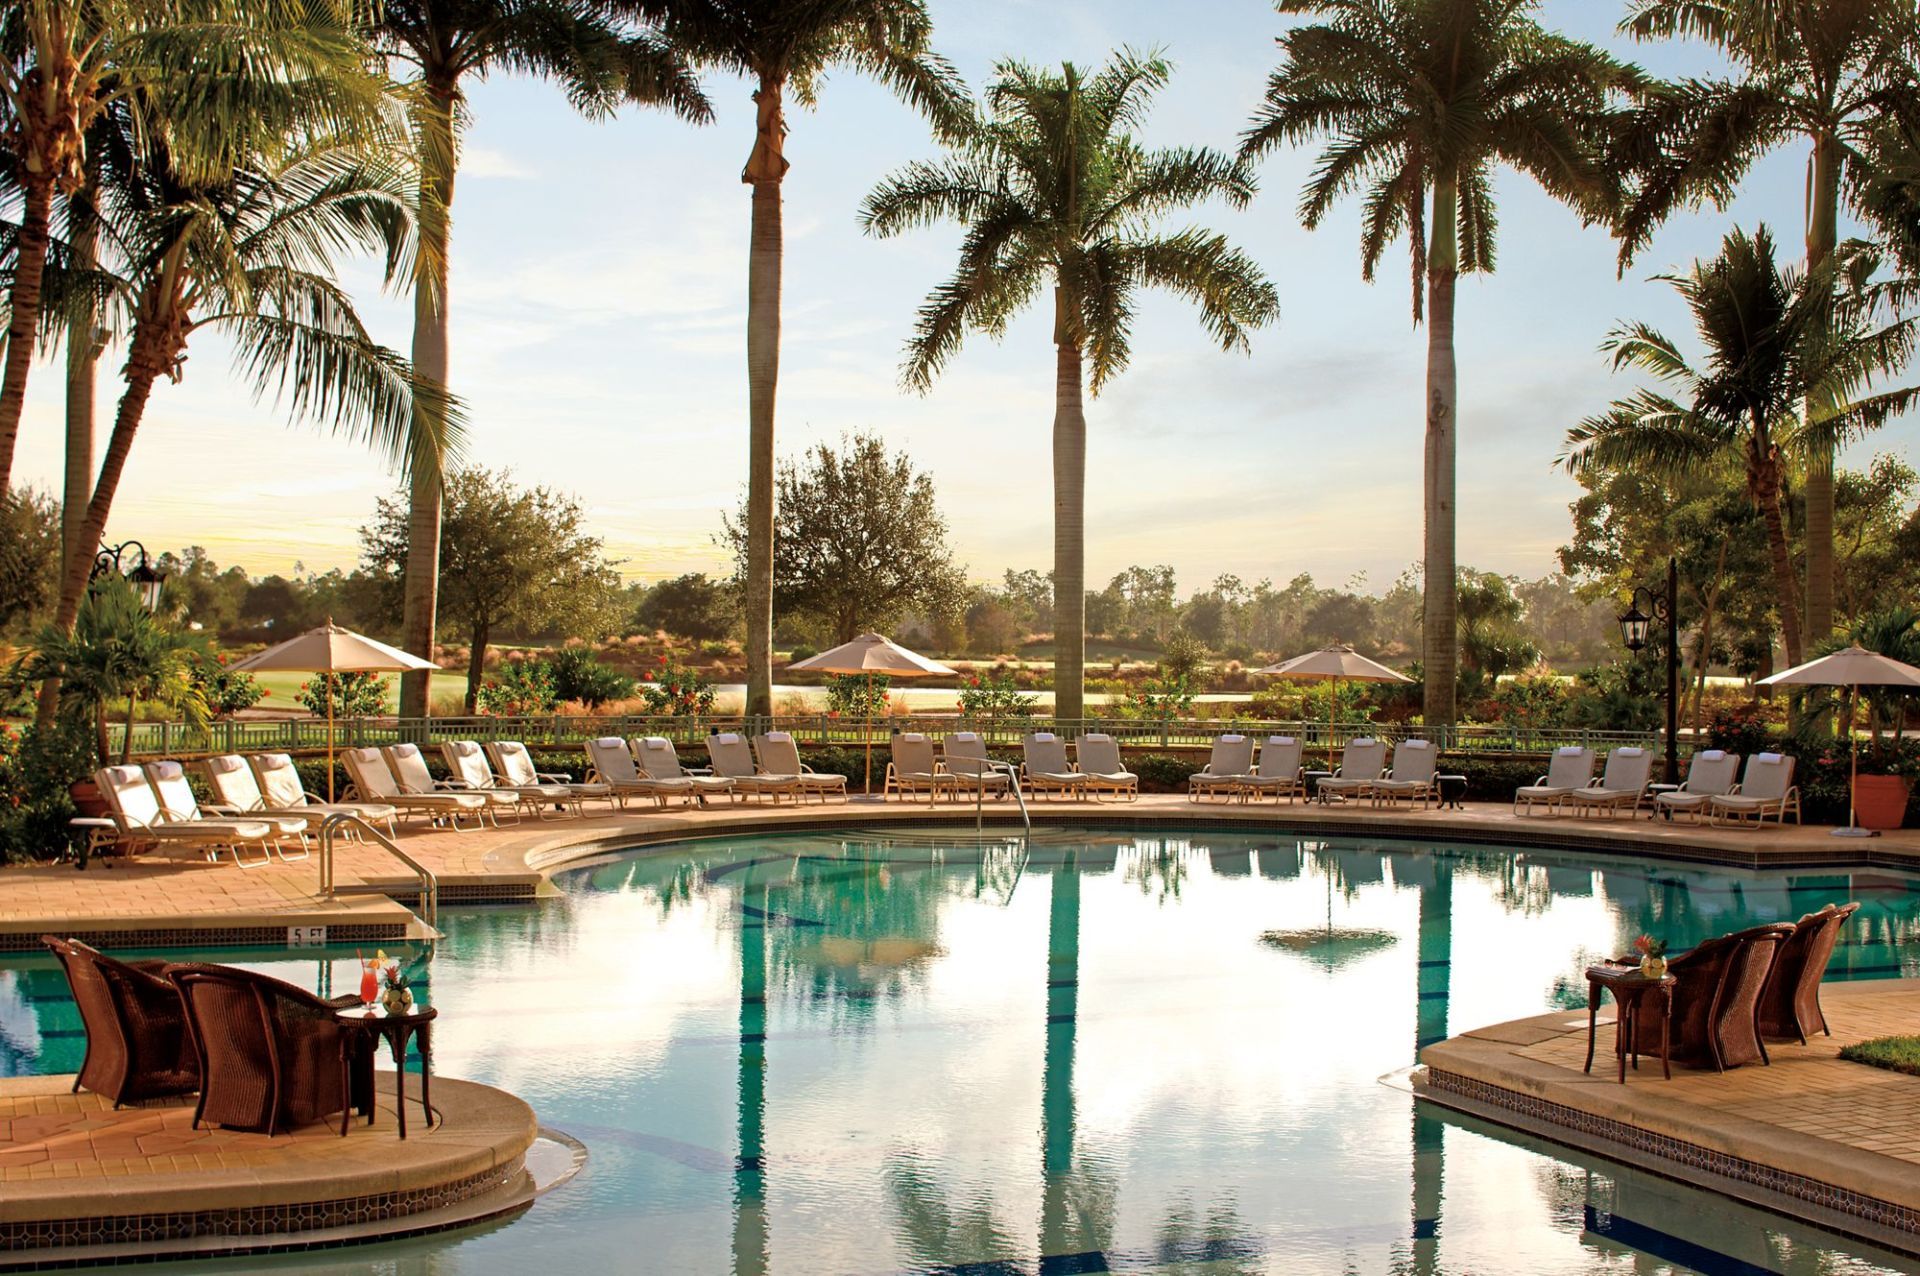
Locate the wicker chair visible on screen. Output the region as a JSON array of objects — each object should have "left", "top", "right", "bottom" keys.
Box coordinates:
[
  {"left": 168, "top": 965, "right": 371, "bottom": 1135},
  {"left": 41, "top": 936, "right": 198, "bottom": 1107},
  {"left": 1760, "top": 902, "right": 1860, "bottom": 1044},
  {"left": 1664, "top": 923, "right": 1795, "bottom": 1072}
]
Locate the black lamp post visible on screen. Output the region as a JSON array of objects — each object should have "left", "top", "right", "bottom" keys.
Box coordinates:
[
  {"left": 1617, "top": 555, "right": 1680, "bottom": 786},
  {"left": 90, "top": 540, "right": 167, "bottom": 613}
]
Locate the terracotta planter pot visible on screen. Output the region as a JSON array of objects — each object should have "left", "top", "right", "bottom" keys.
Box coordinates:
[
  {"left": 67, "top": 779, "right": 109, "bottom": 819},
  {"left": 1852, "top": 773, "right": 1912, "bottom": 831}
]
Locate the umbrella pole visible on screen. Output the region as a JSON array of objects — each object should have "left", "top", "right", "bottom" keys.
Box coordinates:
[
  {"left": 326, "top": 672, "right": 336, "bottom": 803},
  {"left": 865, "top": 711, "right": 874, "bottom": 796},
  {"left": 1849, "top": 685, "right": 1859, "bottom": 831}
]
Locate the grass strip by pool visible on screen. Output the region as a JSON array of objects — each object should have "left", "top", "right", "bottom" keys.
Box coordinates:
[{"left": 1838, "top": 1035, "right": 1920, "bottom": 1077}]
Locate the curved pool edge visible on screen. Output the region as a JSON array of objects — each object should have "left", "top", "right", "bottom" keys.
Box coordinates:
[{"left": 1417, "top": 980, "right": 1920, "bottom": 1259}]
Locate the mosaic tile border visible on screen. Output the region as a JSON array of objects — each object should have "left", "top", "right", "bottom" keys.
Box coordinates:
[
  {"left": 1425, "top": 1068, "right": 1920, "bottom": 1236},
  {"left": 0, "top": 1158, "right": 521, "bottom": 1253},
  {"left": 0, "top": 923, "right": 408, "bottom": 954}
]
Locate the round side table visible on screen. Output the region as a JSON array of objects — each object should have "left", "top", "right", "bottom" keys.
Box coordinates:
[{"left": 334, "top": 1003, "right": 439, "bottom": 1138}]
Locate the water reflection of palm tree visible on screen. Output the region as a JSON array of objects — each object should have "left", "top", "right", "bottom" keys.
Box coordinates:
[
  {"left": 1040, "top": 861, "right": 1118, "bottom": 1266},
  {"left": 734, "top": 880, "right": 769, "bottom": 1276},
  {"left": 1409, "top": 855, "right": 1453, "bottom": 1276}
]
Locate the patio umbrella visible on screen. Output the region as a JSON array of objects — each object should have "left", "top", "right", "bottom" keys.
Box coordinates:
[
  {"left": 1758, "top": 645, "right": 1920, "bottom": 838},
  {"left": 786, "top": 633, "right": 956, "bottom": 794},
  {"left": 1254, "top": 644, "right": 1411, "bottom": 754},
  {"left": 232, "top": 619, "right": 437, "bottom": 800}
]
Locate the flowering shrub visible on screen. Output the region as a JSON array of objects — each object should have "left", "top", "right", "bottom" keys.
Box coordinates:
[
  {"left": 475, "top": 660, "right": 558, "bottom": 715},
  {"left": 191, "top": 653, "right": 264, "bottom": 718},
  {"left": 1121, "top": 672, "right": 1197, "bottom": 719},
  {"left": 956, "top": 668, "right": 1037, "bottom": 719},
  {"left": 825, "top": 673, "right": 889, "bottom": 718},
  {"left": 545, "top": 647, "right": 634, "bottom": 707},
  {"left": 296, "top": 671, "right": 387, "bottom": 718},
  {"left": 642, "top": 655, "right": 717, "bottom": 716},
  {"left": 1704, "top": 702, "right": 1771, "bottom": 758}
]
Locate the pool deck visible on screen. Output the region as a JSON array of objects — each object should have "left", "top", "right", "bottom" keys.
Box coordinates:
[
  {"left": 0, "top": 1072, "right": 537, "bottom": 1267},
  {"left": 1419, "top": 979, "right": 1920, "bottom": 1255},
  {"left": 5, "top": 793, "right": 1920, "bottom": 949}
]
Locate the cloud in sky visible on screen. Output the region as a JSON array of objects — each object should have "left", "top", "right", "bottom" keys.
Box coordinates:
[{"left": 11, "top": 0, "right": 1915, "bottom": 596}]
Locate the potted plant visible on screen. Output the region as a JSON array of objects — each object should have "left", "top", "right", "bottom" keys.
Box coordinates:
[{"left": 1835, "top": 610, "right": 1920, "bottom": 831}]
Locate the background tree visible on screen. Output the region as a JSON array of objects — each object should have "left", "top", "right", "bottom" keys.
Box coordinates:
[
  {"left": 372, "top": 0, "right": 708, "bottom": 720},
  {"left": 1561, "top": 226, "right": 1919, "bottom": 668},
  {"left": 1612, "top": 0, "right": 1920, "bottom": 651},
  {"left": 863, "top": 50, "right": 1277, "bottom": 719},
  {"left": 635, "top": 572, "right": 736, "bottom": 640},
  {"left": 1455, "top": 570, "right": 1539, "bottom": 676},
  {"left": 641, "top": 0, "right": 966, "bottom": 720},
  {"left": 0, "top": 489, "right": 61, "bottom": 633},
  {"left": 1240, "top": 0, "right": 1636, "bottom": 727},
  {"left": 725, "top": 431, "right": 965, "bottom": 644},
  {"left": 360, "top": 468, "right": 623, "bottom": 712}
]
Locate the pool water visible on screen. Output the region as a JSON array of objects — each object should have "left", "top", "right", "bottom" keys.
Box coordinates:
[{"left": 6, "top": 829, "right": 1920, "bottom": 1275}]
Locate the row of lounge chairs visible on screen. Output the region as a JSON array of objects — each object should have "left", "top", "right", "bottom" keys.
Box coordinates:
[
  {"left": 1187, "top": 735, "right": 1441, "bottom": 807},
  {"left": 1516, "top": 746, "right": 1801, "bottom": 825},
  {"left": 42, "top": 936, "right": 373, "bottom": 1135},
  {"left": 582, "top": 732, "right": 851, "bottom": 806},
  {"left": 882, "top": 731, "right": 1139, "bottom": 802}
]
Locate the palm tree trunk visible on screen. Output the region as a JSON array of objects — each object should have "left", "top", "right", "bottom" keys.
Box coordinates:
[
  {"left": 63, "top": 161, "right": 99, "bottom": 569},
  {"left": 1052, "top": 289, "right": 1088, "bottom": 723},
  {"left": 399, "top": 84, "right": 457, "bottom": 721},
  {"left": 463, "top": 617, "right": 488, "bottom": 714},
  {"left": 1422, "top": 173, "right": 1460, "bottom": 728},
  {"left": 1753, "top": 450, "right": 1806, "bottom": 669},
  {"left": 1801, "top": 130, "right": 1842, "bottom": 653},
  {"left": 0, "top": 172, "right": 57, "bottom": 493},
  {"left": 743, "top": 73, "right": 788, "bottom": 722}
]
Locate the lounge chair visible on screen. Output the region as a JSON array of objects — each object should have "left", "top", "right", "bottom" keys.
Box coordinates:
[
  {"left": 42, "top": 936, "right": 197, "bottom": 1107},
  {"left": 1188, "top": 735, "right": 1256, "bottom": 802},
  {"left": 707, "top": 732, "right": 805, "bottom": 803},
  {"left": 145, "top": 759, "right": 310, "bottom": 861},
  {"left": 632, "top": 737, "right": 737, "bottom": 804},
  {"left": 1708, "top": 753, "right": 1802, "bottom": 827},
  {"left": 88, "top": 765, "right": 280, "bottom": 867},
  {"left": 883, "top": 733, "right": 956, "bottom": 803},
  {"left": 245, "top": 752, "right": 401, "bottom": 835},
  {"left": 341, "top": 747, "right": 490, "bottom": 831},
  {"left": 488, "top": 740, "right": 618, "bottom": 812},
  {"left": 939, "top": 732, "right": 1012, "bottom": 799},
  {"left": 583, "top": 737, "right": 706, "bottom": 807},
  {"left": 1021, "top": 732, "right": 1089, "bottom": 800},
  {"left": 386, "top": 742, "right": 521, "bottom": 825},
  {"left": 1653, "top": 750, "right": 1741, "bottom": 823},
  {"left": 168, "top": 963, "right": 373, "bottom": 1136},
  {"left": 752, "top": 731, "right": 848, "bottom": 802},
  {"left": 1664, "top": 922, "right": 1795, "bottom": 1072},
  {"left": 1512, "top": 746, "right": 1596, "bottom": 815},
  {"left": 1563, "top": 747, "right": 1654, "bottom": 818},
  {"left": 1370, "top": 739, "right": 1438, "bottom": 808},
  {"left": 442, "top": 740, "right": 580, "bottom": 820},
  {"left": 1759, "top": 901, "right": 1860, "bottom": 1043},
  {"left": 204, "top": 754, "right": 397, "bottom": 844},
  {"left": 1315, "top": 738, "right": 1389, "bottom": 804},
  {"left": 1239, "top": 736, "right": 1305, "bottom": 804},
  {"left": 1074, "top": 733, "right": 1138, "bottom": 801}
]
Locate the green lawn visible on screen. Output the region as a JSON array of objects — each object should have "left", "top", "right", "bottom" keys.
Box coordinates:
[{"left": 1838, "top": 1036, "right": 1920, "bottom": 1077}]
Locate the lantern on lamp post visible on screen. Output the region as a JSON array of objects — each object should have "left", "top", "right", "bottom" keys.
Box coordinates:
[{"left": 91, "top": 540, "right": 167, "bottom": 613}]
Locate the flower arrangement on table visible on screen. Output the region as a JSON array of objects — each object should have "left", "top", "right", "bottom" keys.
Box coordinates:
[
  {"left": 1631, "top": 933, "right": 1668, "bottom": 978},
  {"left": 359, "top": 948, "right": 416, "bottom": 1014}
]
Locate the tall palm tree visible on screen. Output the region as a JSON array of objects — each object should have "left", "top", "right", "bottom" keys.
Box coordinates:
[
  {"left": 371, "top": 4, "right": 709, "bottom": 720},
  {"left": 862, "top": 52, "right": 1278, "bottom": 720},
  {"left": 639, "top": 0, "right": 966, "bottom": 720},
  {"left": 1561, "top": 225, "right": 1918, "bottom": 668},
  {"left": 1613, "top": 0, "right": 1920, "bottom": 654},
  {"left": 1239, "top": 0, "right": 1636, "bottom": 728},
  {"left": 0, "top": 0, "right": 382, "bottom": 495}
]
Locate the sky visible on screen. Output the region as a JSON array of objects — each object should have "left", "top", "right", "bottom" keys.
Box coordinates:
[{"left": 11, "top": 0, "right": 1913, "bottom": 595}]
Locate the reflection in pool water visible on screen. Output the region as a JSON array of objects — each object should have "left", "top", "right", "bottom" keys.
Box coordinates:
[{"left": 4, "top": 830, "right": 1920, "bottom": 1274}]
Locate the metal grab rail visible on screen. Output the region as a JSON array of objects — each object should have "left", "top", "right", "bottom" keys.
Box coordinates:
[
  {"left": 973, "top": 760, "right": 1031, "bottom": 836},
  {"left": 317, "top": 813, "right": 439, "bottom": 932}
]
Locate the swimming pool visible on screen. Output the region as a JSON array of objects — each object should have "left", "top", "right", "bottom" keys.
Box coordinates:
[{"left": 6, "top": 829, "right": 1920, "bottom": 1274}]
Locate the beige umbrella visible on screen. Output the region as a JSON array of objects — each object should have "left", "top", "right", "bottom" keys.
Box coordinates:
[
  {"left": 1758, "top": 645, "right": 1920, "bottom": 837},
  {"left": 233, "top": 619, "right": 437, "bottom": 800},
  {"left": 1254, "top": 644, "right": 1412, "bottom": 755},
  {"left": 787, "top": 633, "right": 956, "bottom": 794}
]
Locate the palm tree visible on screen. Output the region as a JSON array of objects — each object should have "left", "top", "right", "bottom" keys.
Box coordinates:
[
  {"left": 1613, "top": 0, "right": 1920, "bottom": 654},
  {"left": 1561, "top": 225, "right": 1919, "bottom": 668},
  {"left": 1239, "top": 0, "right": 1637, "bottom": 728},
  {"left": 0, "top": 0, "right": 382, "bottom": 495},
  {"left": 38, "top": 133, "right": 457, "bottom": 723},
  {"left": 372, "top": 4, "right": 709, "bottom": 721},
  {"left": 638, "top": 0, "right": 966, "bottom": 720},
  {"left": 862, "top": 52, "right": 1278, "bottom": 720}
]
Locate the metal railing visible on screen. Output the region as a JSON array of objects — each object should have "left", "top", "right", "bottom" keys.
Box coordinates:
[
  {"left": 107, "top": 712, "right": 1668, "bottom": 761},
  {"left": 317, "top": 812, "right": 438, "bottom": 933}
]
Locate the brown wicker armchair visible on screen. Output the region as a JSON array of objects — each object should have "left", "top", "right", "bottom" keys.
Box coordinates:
[
  {"left": 1760, "top": 902, "right": 1860, "bottom": 1043},
  {"left": 1665, "top": 922, "right": 1795, "bottom": 1072},
  {"left": 168, "top": 965, "right": 372, "bottom": 1135},
  {"left": 41, "top": 936, "right": 198, "bottom": 1107}
]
